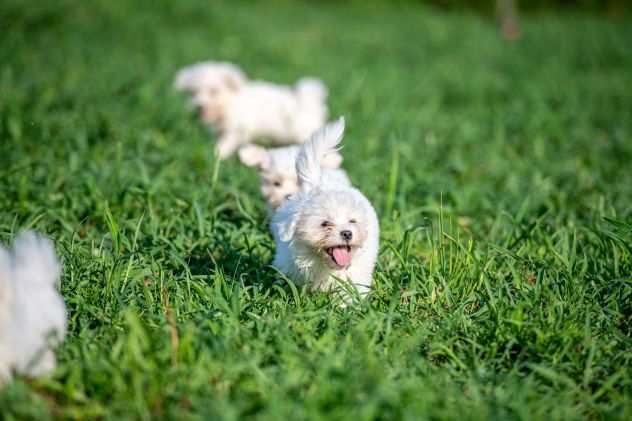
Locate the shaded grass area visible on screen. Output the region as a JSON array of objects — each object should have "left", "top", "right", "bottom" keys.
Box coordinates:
[{"left": 1, "top": 0, "right": 631, "bottom": 418}]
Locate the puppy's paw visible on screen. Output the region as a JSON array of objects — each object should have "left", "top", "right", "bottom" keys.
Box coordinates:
[{"left": 216, "top": 141, "right": 238, "bottom": 159}]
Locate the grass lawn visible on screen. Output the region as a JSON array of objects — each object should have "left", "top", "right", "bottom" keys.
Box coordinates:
[{"left": 1, "top": 0, "right": 631, "bottom": 419}]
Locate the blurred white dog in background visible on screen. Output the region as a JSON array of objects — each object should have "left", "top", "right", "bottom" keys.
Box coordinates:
[
  {"left": 271, "top": 118, "right": 379, "bottom": 297},
  {"left": 238, "top": 143, "right": 350, "bottom": 212},
  {"left": 0, "top": 232, "right": 67, "bottom": 385},
  {"left": 175, "top": 61, "right": 328, "bottom": 159}
]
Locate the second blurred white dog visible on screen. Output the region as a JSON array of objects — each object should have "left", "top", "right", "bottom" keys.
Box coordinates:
[
  {"left": 238, "top": 144, "right": 351, "bottom": 212},
  {"left": 0, "top": 232, "right": 67, "bottom": 385},
  {"left": 175, "top": 61, "right": 328, "bottom": 159}
]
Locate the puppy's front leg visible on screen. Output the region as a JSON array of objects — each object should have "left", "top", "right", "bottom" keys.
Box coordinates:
[{"left": 216, "top": 132, "right": 242, "bottom": 159}]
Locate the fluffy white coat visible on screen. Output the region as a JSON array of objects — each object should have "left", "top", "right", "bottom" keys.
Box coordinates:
[
  {"left": 272, "top": 118, "right": 379, "bottom": 296},
  {"left": 175, "top": 61, "right": 328, "bottom": 159},
  {"left": 0, "top": 232, "right": 67, "bottom": 385}
]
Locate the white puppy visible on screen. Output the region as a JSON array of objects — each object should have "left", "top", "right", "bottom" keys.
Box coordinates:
[
  {"left": 174, "top": 61, "right": 328, "bottom": 159},
  {"left": 0, "top": 232, "right": 67, "bottom": 385},
  {"left": 271, "top": 118, "right": 379, "bottom": 297},
  {"left": 238, "top": 143, "right": 351, "bottom": 212}
]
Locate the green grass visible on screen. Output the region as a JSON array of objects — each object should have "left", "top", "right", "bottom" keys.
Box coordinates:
[{"left": 1, "top": 0, "right": 631, "bottom": 419}]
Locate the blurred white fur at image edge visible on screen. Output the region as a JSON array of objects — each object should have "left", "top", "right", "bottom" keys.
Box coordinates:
[
  {"left": 0, "top": 232, "right": 67, "bottom": 385},
  {"left": 272, "top": 117, "right": 379, "bottom": 298},
  {"left": 174, "top": 61, "right": 328, "bottom": 159},
  {"left": 238, "top": 143, "right": 351, "bottom": 212}
]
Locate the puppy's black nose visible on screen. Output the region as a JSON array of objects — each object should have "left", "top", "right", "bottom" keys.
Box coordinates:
[{"left": 340, "top": 230, "right": 353, "bottom": 241}]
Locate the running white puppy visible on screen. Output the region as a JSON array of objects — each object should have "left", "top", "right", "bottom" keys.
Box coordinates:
[
  {"left": 0, "top": 232, "right": 67, "bottom": 385},
  {"left": 238, "top": 143, "right": 351, "bottom": 212},
  {"left": 174, "top": 61, "right": 328, "bottom": 159},
  {"left": 272, "top": 117, "right": 379, "bottom": 296}
]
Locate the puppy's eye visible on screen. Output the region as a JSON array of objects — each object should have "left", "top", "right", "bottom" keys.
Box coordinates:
[
  {"left": 321, "top": 221, "right": 333, "bottom": 227},
  {"left": 273, "top": 181, "right": 282, "bottom": 187},
  {"left": 349, "top": 219, "right": 357, "bottom": 224}
]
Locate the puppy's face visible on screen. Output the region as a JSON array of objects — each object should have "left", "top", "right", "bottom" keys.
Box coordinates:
[
  {"left": 260, "top": 173, "right": 300, "bottom": 210},
  {"left": 294, "top": 191, "right": 368, "bottom": 269},
  {"left": 191, "top": 71, "right": 243, "bottom": 126},
  {"left": 239, "top": 145, "right": 342, "bottom": 211}
]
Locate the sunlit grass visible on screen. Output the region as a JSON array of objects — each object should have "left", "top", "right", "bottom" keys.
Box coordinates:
[{"left": 1, "top": 0, "right": 631, "bottom": 418}]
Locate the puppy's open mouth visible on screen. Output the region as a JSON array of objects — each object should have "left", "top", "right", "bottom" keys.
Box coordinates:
[{"left": 325, "top": 245, "right": 352, "bottom": 268}]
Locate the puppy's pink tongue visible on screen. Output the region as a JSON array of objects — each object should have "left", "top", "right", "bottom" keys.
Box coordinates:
[{"left": 332, "top": 247, "right": 352, "bottom": 267}]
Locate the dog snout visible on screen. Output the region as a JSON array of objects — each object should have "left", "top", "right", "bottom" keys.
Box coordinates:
[{"left": 340, "top": 230, "right": 353, "bottom": 241}]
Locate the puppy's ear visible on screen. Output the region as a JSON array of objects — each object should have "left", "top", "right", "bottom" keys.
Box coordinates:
[
  {"left": 273, "top": 201, "right": 300, "bottom": 242},
  {"left": 321, "top": 150, "right": 343, "bottom": 169},
  {"left": 238, "top": 145, "right": 270, "bottom": 170}
]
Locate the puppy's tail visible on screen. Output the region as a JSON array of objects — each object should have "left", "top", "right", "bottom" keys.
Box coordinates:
[
  {"left": 296, "top": 117, "right": 345, "bottom": 192},
  {"left": 295, "top": 78, "right": 328, "bottom": 102}
]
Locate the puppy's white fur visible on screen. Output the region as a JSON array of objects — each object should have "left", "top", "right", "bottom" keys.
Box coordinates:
[
  {"left": 0, "top": 232, "right": 67, "bottom": 385},
  {"left": 175, "top": 61, "right": 328, "bottom": 159},
  {"left": 272, "top": 118, "right": 379, "bottom": 296},
  {"left": 238, "top": 143, "right": 350, "bottom": 212}
]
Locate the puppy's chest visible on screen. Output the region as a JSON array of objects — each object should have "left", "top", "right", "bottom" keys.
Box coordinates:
[{"left": 293, "top": 255, "right": 348, "bottom": 291}]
